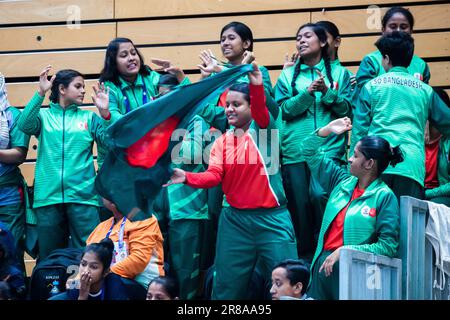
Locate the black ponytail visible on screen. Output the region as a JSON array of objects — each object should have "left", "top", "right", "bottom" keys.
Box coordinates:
[
  {"left": 358, "top": 136, "right": 404, "bottom": 176},
  {"left": 82, "top": 238, "right": 114, "bottom": 272},
  {"left": 389, "top": 145, "right": 404, "bottom": 167},
  {"left": 322, "top": 47, "right": 334, "bottom": 90},
  {"left": 291, "top": 59, "right": 302, "bottom": 96}
]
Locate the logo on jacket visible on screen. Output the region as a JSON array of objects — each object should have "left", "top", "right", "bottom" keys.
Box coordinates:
[
  {"left": 413, "top": 73, "right": 423, "bottom": 81},
  {"left": 361, "top": 205, "right": 377, "bottom": 218},
  {"left": 77, "top": 122, "right": 88, "bottom": 130}
]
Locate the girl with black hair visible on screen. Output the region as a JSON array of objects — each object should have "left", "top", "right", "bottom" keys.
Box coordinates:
[
  {"left": 146, "top": 275, "right": 179, "bottom": 300},
  {"left": 270, "top": 259, "right": 312, "bottom": 300},
  {"left": 166, "top": 63, "right": 298, "bottom": 300},
  {"left": 274, "top": 23, "right": 352, "bottom": 261},
  {"left": 96, "top": 38, "right": 188, "bottom": 172},
  {"left": 198, "top": 21, "right": 274, "bottom": 100},
  {"left": 301, "top": 117, "right": 403, "bottom": 300},
  {"left": 355, "top": 6, "right": 430, "bottom": 92},
  {"left": 50, "top": 238, "right": 129, "bottom": 300},
  {"left": 17, "top": 66, "right": 109, "bottom": 260}
]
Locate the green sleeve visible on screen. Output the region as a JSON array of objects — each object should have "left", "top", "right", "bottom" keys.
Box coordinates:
[
  {"left": 274, "top": 71, "right": 315, "bottom": 121},
  {"left": 9, "top": 108, "right": 31, "bottom": 149},
  {"left": 423, "top": 62, "right": 431, "bottom": 84},
  {"left": 179, "top": 116, "right": 209, "bottom": 164},
  {"left": 350, "top": 85, "right": 372, "bottom": 155},
  {"left": 260, "top": 66, "right": 274, "bottom": 97},
  {"left": 429, "top": 91, "right": 450, "bottom": 138},
  {"left": 344, "top": 191, "right": 399, "bottom": 258},
  {"left": 321, "top": 71, "right": 352, "bottom": 118},
  {"left": 89, "top": 113, "right": 107, "bottom": 150},
  {"left": 355, "top": 55, "right": 379, "bottom": 93},
  {"left": 425, "top": 183, "right": 450, "bottom": 199},
  {"left": 17, "top": 92, "right": 44, "bottom": 136},
  {"left": 302, "top": 132, "right": 350, "bottom": 195},
  {"left": 197, "top": 103, "right": 228, "bottom": 132}
]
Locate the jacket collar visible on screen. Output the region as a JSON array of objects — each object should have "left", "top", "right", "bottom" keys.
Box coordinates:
[
  {"left": 340, "top": 176, "right": 388, "bottom": 199},
  {"left": 388, "top": 66, "right": 409, "bottom": 74},
  {"left": 119, "top": 73, "right": 144, "bottom": 91},
  {"left": 298, "top": 59, "right": 325, "bottom": 72},
  {"left": 49, "top": 101, "right": 78, "bottom": 112}
]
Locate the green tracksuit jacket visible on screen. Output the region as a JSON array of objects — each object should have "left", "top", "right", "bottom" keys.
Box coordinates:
[
  {"left": 426, "top": 138, "right": 450, "bottom": 199},
  {"left": 355, "top": 50, "right": 430, "bottom": 92},
  {"left": 351, "top": 66, "right": 450, "bottom": 186},
  {"left": 168, "top": 115, "right": 210, "bottom": 220},
  {"left": 17, "top": 92, "right": 106, "bottom": 208},
  {"left": 274, "top": 59, "right": 352, "bottom": 164},
  {"left": 301, "top": 133, "right": 400, "bottom": 272}
]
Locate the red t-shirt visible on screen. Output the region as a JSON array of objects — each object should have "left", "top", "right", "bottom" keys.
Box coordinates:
[
  {"left": 425, "top": 139, "right": 440, "bottom": 189},
  {"left": 323, "top": 186, "right": 365, "bottom": 251}
]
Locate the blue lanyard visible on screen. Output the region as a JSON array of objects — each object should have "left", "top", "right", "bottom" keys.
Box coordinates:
[
  {"left": 106, "top": 217, "right": 127, "bottom": 250},
  {"left": 121, "top": 81, "right": 148, "bottom": 114}
]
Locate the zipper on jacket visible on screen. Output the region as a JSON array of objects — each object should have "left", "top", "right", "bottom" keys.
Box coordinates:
[
  {"left": 310, "top": 68, "right": 317, "bottom": 129},
  {"left": 61, "top": 109, "right": 65, "bottom": 203}
]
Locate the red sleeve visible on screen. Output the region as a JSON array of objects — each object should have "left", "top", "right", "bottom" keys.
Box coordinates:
[
  {"left": 185, "top": 138, "right": 224, "bottom": 188},
  {"left": 249, "top": 84, "right": 269, "bottom": 129}
]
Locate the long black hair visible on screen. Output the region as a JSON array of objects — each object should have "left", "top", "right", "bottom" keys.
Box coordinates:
[
  {"left": 291, "top": 23, "right": 334, "bottom": 96},
  {"left": 316, "top": 20, "right": 341, "bottom": 58},
  {"left": 82, "top": 238, "right": 114, "bottom": 272},
  {"left": 382, "top": 6, "right": 415, "bottom": 30},
  {"left": 99, "top": 37, "right": 150, "bottom": 85},
  {"left": 358, "top": 136, "right": 404, "bottom": 176},
  {"left": 220, "top": 21, "right": 254, "bottom": 52},
  {"left": 49, "top": 69, "right": 84, "bottom": 103}
]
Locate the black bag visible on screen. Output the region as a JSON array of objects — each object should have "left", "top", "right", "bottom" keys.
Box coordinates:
[{"left": 29, "top": 248, "right": 82, "bottom": 300}]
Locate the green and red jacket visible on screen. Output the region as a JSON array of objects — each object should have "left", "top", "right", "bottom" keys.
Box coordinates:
[
  {"left": 351, "top": 66, "right": 450, "bottom": 186},
  {"left": 17, "top": 92, "right": 106, "bottom": 208},
  {"left": 274, "top": 59, "right": 352, "bottom": 165},
  {"left": 301, "top": 133, "right": 400, "bottom": 272},
  {"left": 185, "top": 84, "right": 286, "bottom": 209},
  {"left": 426, "top": 138, "right": 450, "bottom": 199},
  {"left": 355, "top": 50, "right": 430, "bottom": 91}
]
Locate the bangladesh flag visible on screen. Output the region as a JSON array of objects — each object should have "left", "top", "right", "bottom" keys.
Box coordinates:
[{"left": 95, "top": 64, "right": 254, "bottom": 219}]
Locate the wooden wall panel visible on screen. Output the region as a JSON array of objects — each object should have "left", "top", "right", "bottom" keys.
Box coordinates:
[
  {"left": 0, "top": 24, "right": 115, "bottom": 52},
  {"left": 312, "top": 3, "right": 450, "bottom": 34},
  {"left": 118, "top": 13, "right": 309, "bottom": 45},
  {"left": 0, "top": 0, "right": 114, "bottom": 25},
  {"left": 115, "top": 0, "right": 437, "bottom": 19}
]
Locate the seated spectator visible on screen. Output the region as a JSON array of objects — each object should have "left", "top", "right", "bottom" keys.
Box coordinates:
[
  {"left": 303, "top": 117, "right": 402, "bottom": 300},
  {"left": 0, "top": 281, "right": 11, "bottom": 300},
  {"left": 50, "top": 238, "right": 129, "bottom": 300},
  {"left": 146, "top": 275, "right": 179, "bottom": 300},
  {"left": 270, "top": 259, "right": 313, "bottom": 300},
  {"left": 424, "top": 88, "right": 450, "bottom": 206},
  {"left": 86, "top": 197, "right": 165, "bottom": 290},
  {"left": 0, "top": 225, "right": 26, "bottom": 299}
]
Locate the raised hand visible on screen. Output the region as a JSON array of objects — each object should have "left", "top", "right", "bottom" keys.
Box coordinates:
[
  {"left": 91, "top": 82, "right": 110, "bottom": 119},
  {"left": 318, "top": 117, "right": 352, "bottom": 137},
  {"left": 242, "top": 50, "right": 255, "bottom": 65},
  {"left": 151, "top": 58, "right": 185, "bottom": 82},
  {"left": 163, "top": 168, "right": 186, "bottom": 187},
  {"left": 197, "top": 50, "right": 223, "bottom": 77},
  {"left": 247, "top": 62, "right": 263, "bottom": 86},
  {"left": 38, "top": 65, "right": 56, "bottom": 97},
  {"left": 283, "top": 52, "right": 299, "bottom": 69}
]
